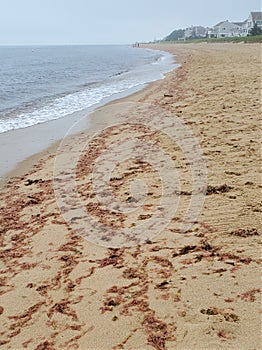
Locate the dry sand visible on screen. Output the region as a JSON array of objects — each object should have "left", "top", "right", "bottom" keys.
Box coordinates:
[{"left": 0, "top": 43, "right": 261, "bottom": 349}]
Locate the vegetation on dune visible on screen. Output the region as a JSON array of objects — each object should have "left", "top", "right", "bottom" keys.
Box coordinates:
[
  {"left": 164, "top": 29, "right": 185, "bottom": 41},
  {"left": 249, "top": 23, "right": 262, "bottom": 36},
  {"left": 161, "top": 34, "right": 262, "bottom": 44}
]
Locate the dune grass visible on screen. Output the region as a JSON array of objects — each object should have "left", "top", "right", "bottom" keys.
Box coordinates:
[{"left": 162, "top": 35, "right": 262, "bottom": 44}]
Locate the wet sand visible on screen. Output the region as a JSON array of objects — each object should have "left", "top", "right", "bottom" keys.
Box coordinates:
[{"left": 0, "top": 43, "right": 261, "bottom": 349}]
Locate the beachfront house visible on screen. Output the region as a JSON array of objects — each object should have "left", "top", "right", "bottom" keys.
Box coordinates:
[
  {"left": 164, "top": 11, "right": 262, "bottom": 41},
  {"left": 247, "top": 12, "right": 262, "bottom": 30},
  {"left": 211, "top": 20, "right": 245, "bottom": 38},
  {"left": 184, "top": 26, "right": 208, "bottom": 39},
  {"left": 209, "top": 12, "right": 262, "bottom": 38},
  {"left": 232, "top": 20, "right": 249, "bottom": 36}
]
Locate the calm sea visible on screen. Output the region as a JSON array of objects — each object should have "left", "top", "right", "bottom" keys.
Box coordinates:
[{"left": 0, "top": 45, "right": 175, "bottom": 134}]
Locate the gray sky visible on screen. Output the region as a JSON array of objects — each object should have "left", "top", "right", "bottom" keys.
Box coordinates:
[{"left": 0, "top": 0, "right": 261, "bottom": 45}]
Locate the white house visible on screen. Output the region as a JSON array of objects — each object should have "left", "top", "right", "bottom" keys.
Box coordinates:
[
  {"left": 247, "top": 12, "right": 262, "bottom": 30},
  {"left": 232, "top": 20, "right": 249, "bottom": 36},
  {"left": 209, "top": 12, "right": 262, "bottom": 38},
  {"left": 212, "top": 20, "right": 243, "bottom": 38},
  {"left": 184, "top": 26, "right": 208, "bottom": 39}
]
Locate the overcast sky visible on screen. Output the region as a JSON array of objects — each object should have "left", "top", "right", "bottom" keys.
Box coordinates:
[{"left": 0, "top": 0, "right": 261, "bottom": 45}]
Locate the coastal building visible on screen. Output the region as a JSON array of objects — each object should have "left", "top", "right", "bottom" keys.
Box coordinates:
[
  {"left": 164, "top": 11, "right": 262, "bottom": 41},
  {"left": 184, "top": 26, "right": 208, "bottom": 39},
  {"left": 209, "top": 12, "right": 262, "bottom": 38},
  {"left": 247, "top": 12, "right": 262, "bottom": 30},
  {"left": 232, "top": 20, "right": 249, "bottom": 36},
  {"left": 211, "top": 20, "right": 245, "bottom": 38}
]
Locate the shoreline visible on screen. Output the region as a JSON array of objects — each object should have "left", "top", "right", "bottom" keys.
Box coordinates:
[
  {"left": 0, "top": 49, "right": 177, "bottom": 185},
  {"left": 0, "top": 82, "right": 164, "bottom": 186},
  {"left": 0, "top": 43, "right": 261, "bottom": 349}
]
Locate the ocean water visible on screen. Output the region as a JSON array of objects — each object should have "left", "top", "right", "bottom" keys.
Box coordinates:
[{"left": 0, "top": 45, "right": 175, "bottom": 134}]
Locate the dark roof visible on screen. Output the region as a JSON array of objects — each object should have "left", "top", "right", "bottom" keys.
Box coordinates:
[{"left": 251, "top": 12, "right": 262, "bottom": 22}]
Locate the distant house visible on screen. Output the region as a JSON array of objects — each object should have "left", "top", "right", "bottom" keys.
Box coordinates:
[
  {"left": 209, "top": 12, "right": 262, "bottom": 38},
  {"left": 164, "top": 11, "right": 262, "bottom": 42},
  {"left": 247, "top": 12, "right": 262, "bottom": 30},
  {"left": 211, "top": 20, "right": 245, "bottom": 38},
  {"left": 184, "top": 26, "right": 208, "bottom": 39},
  {"left": 233, "top": 20, "right": 249, "bottom": 36}
]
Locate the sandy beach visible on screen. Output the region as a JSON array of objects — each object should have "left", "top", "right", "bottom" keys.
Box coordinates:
[{"left": 0, "top": 43, "right": 261, "bottom": 349}]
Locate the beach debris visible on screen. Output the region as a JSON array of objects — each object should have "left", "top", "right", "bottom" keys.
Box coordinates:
[
  {"left": 122, "top": 267, "right": 138, "bottom": 279},
  {"left": 138, "top": 214, "right": 152, "bottom": 220},
  {"left": 201, "top": 307, "right": 219, "bottom": 316},
  {"left": 172, "top": 240, "right": 214, "bottom": 258},
  {"left": 35, "top": 340, "right": 55, "bottom": 350},
  {"left": 142, "top": 314, "right": 176, "bottom": 350},
  {"left": 229, "top": 228, "right": 259, "bottom": 237},
  {"left": 24, "top": 178, "right": 44, "bottom": 186},
  {"left": 245, "top": 181, "right": 254, "bottom": 186},
  {"left": 75, "top": 267, "right": 95, "bottom": 284},
  {"left": 27, "top": 195, "right": 40, "bottom": 204},
  {"left": 126, "top": 196, "right": 138, "bottom": 203},
  {"left": 217, "top": 252, "right": 252, "bottom": 265},
  {"left": 213, "top": 268, "right": 227, "bottom": 274},
  {"left": 21, "top": 339, "right": 33, "bottom": 348},
  {"left": 156, "top": 281, "right": 169, "bottom": 289},
  {"left": 6, "top": 302, "right": 45, "bottom": 341},
  {"left": 164, "top": 93, "right": 174, "bottom": 97},
  {"left": 174, "top": 190, "right": 192, "bottom": 195},
  {"left": 206, "top": 184, "right": 233, "bottom": 195},
  {"left": 225, "top": 170, "right": 241, "bottom": 176},
  {"left": 224, "top": 298, "right": 234, "bottom": 303},
  {"left": 238, "top": 289, "right": 261, "bottom": 302},
  {"left": 201, "top": 307, "right": 239, "bottom": 322},
  {"left": 224, "top": 313, "right": 239, "bottom": 322},
  {"left": 95, "top": 248, "right": 125, "bottom": 268},
  {"left": 217, "top": 329, "right": 232, "bottom": 340},
  {"left": 173, "top": 294, "right": 181, "bottom": 303},
  {"left": 176, "top": 245, "right": 197, "bottom": 256},
  {"left": 48, "top": 300, "right": 78, "bottom": 321}
]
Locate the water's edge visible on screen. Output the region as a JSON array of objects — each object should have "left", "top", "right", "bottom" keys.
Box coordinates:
[{"left": 0, "top": 49, "right": 178, "bottom": 182}]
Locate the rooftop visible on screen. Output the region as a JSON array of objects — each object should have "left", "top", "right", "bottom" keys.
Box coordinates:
[{"left": 251, "top": 12, "right": 262, "bottom": 21}]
